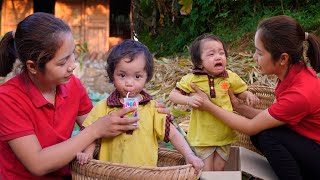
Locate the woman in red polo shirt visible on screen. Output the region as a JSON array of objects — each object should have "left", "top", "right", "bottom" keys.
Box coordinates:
[
  {"left": 191, "top": 15, "right": 320, "bottom": 179},
  {"left": 0, "top": 13, "right": 140, "bottom": 179}
]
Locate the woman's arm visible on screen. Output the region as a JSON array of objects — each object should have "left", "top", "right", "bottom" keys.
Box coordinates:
[
  {"left": 8, "top": 107, "right": 139, "bottom": 176},
  {"left": 168, "top": 124, "right": 204, "bottom": 174},
  {"left": 76, "top": 113, "right": 88, "bottom": 127},
  {"left": 169, "top": 88, "right": 203, "bottom": 107},
  {"left": 190, "top": 83, "right": 285, "bottom": 135},
  {"left": 236, "top": 90, "right": 260, "bottom": 107},
  {"left": 228, "top": 90, "right": 262, "bottom": 119}
]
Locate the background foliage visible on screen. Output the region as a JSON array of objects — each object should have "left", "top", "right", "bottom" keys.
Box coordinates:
[
  {"left": 133, "top": 0, "right": 320, "bottom": 57},
  {"left": 131, "top": 0, "right": 320, "bottom": 125}
]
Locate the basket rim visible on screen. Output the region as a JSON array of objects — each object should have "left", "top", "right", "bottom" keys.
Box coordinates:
[
  {"left": 71, "top": 148, "right": 200, "bottom": 179},
  {"left": 248, "top": 84, "right": 275, "bottom": 90},
  {"left": 71, "top": 148, "right": 195, "bottom": 171},
  {"left": 83, "top": 159, "right": 194, "bottom": 170}
]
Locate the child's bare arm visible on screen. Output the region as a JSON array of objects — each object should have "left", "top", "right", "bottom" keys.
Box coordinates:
[
  {"left": 169, "top": 89, "right": 203, "bottom": 108},
  {"left": 168, "top": 124, "right": 204, "bottom": 174},
  {"left": 236, "top": 90, "right": 260, "bottom": 107},
  {"left": 76, "top": 142, "right": 96, "bottom": 165}
]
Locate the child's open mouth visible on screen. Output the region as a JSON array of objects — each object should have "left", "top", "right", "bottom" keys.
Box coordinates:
[
  {"left": 213, "top": 62, "right": 224, "bottom": 71},
  {"left": 214, "top": 62, "right": 223, "bottom": 67}
]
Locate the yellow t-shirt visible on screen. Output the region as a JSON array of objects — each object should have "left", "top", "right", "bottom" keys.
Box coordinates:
[
  {"left": 176, "top": 70, "right": 247, "bottom": 146},
  {"left": 83, "top": 99, "right": 167, "bottom": 166}
]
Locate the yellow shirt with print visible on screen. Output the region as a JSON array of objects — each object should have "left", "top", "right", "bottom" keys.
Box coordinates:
[
  {"left": 176, "top": 70, "right": 247, "bottom": 146},
  {"left": 83, "top": 99, "right": 167, "bottom": 166}
]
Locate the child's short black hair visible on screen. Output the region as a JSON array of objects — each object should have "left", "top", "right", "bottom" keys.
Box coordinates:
[
  {"left": 189, "top": 33, "right": 228, "bottom": 69},
  {"left": 106, "top": 39, "right": 154, "bottom": 83}
]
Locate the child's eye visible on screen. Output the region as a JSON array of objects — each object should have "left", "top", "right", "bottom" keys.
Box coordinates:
[
  {"left": 136, "top": 75, "right": 141, "bottom": 79},
  {"left": 120, "top": 74, "right": 125, "bottom": 77}
]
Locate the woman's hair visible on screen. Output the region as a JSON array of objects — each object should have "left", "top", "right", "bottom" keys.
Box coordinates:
[
  {"left": 106, "top": 39, "right": 154, "bottom": 83},
  {"left": 189, "top": 33, "right": 228, "bottom": 69},
  {"left": 257, "top": 15, "right": 320, "bottom": 72},
  {"left": 0, "top": 12, "right": 71, "bottom": 76}
]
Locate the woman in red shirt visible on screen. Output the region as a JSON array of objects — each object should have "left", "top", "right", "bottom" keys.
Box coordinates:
[
  {"left": 191, "top": 15, "right": 320, "bottom": 179},
  {"left": 0, "top": 12, "right": 140, "bottom": 179}
]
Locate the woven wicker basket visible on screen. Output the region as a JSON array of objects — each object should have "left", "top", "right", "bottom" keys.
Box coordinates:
[
  {"left": 232, "top": 85, "right": 275, "bottom": 154},
  {"left": 71, "top": 148, "right": 199, "bottom": 180}
]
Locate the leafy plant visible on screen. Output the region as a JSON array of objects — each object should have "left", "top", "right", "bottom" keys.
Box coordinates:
[{"left": 134, "top": 0, "right": 320, "bottom": 57}]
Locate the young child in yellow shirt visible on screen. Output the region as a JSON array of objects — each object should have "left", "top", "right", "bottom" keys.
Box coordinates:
[
  {"left": 77, "top": 39, "right": 203, "bottom": 173},
  {"left": 169, "top": 33, "right": 259, "bottom": 171}
]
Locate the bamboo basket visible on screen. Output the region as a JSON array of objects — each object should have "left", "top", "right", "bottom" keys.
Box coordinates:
[
  {"left": 232, "top": 85, "right": 275, "bottom": 154},
  {"left": 71, "top": 148, "right": 199, "bottom": 180}
]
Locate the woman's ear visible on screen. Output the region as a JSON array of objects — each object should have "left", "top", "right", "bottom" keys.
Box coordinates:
[
  {"left": 280, "top": 53, "right": 289, "bottom": 66},
  {"left": 26, "top": 60, "right": 37, "bottom": 75}
]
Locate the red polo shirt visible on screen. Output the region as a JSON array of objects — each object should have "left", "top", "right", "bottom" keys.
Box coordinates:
[
  {"left": 268, "top": 62, "right": 320, "bottom": 144},
  {"left": 0, "top": 73, "right": 93, "bottom": 179}
]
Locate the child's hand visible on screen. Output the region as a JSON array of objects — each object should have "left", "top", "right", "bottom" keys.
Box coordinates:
[
  {"left": 245, "top": 91, "right": 260, "bottom": 107},
  {"left": 187, "top": 95, "right": 203, "bottom": 108},
  {"left": 185, "top": 153, "right": 204, "bottom": 174},
  {"left": 76, "top": 152, "right": 93, "bottom": 165},
  {"left": 155, "top": 101, "right": 170, "bottom": 115}
]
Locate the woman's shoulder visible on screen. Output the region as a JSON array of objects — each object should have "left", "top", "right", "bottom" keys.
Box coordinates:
[
  {"left": 0, "top": 74, "right": 26, "bottom": 96},
  {"left": 290, "top": 65, "right": 319, "bottom": 89}
]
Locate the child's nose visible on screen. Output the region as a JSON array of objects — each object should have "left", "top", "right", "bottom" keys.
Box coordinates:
[
  {"left": 215, "top": 55, "right": 223, "bottom": 61},
  {"left": 125, "top": 78, "right": 134, "bottom": 86}
]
